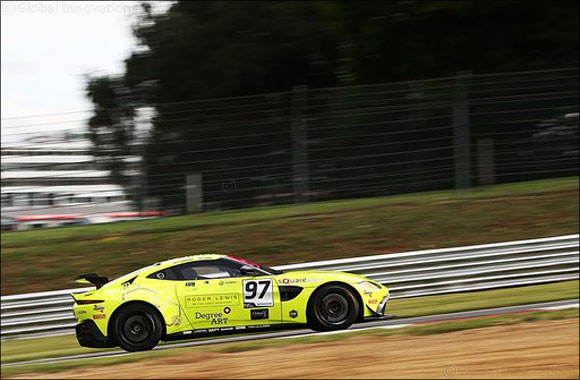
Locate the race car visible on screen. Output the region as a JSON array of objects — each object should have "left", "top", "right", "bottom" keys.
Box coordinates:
[{"left": 72, "top": 254, "right": 390, "bottom": 352}]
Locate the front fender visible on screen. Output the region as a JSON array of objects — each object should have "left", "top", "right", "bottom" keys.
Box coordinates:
[{"left": 350, "top": 281, "right": 389, "bottom": 316}]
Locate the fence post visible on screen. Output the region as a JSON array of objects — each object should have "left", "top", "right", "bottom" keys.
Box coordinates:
[
  {"left": 130, "top": 139, "right": 144, "bottom": 212},
  {"left": 453, "top": 71, "right": 472, "bottom": 192},
  {"left": 137, "top": 137, "right": 148, "bottom": 212},
  {"left": 185, "top": 173, "right": 203, "bottom": 213},
  {"left": 478, "top": 138, "right": 496, "bottom": 186},
  {"left": 291, "top": 85, "right": 310, "bottom": 204}
]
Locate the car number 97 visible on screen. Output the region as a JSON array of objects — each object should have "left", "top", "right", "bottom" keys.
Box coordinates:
[{"left": 243, "top": 279, "right": 273, "bottom": 308}]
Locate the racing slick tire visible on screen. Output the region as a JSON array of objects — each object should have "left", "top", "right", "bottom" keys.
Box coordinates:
[
  {"left": 307, "top": 284, "right": 360, "bottom": 332},
  {"left": 112, "top": 303, "right": 163, "bottom": 352}
]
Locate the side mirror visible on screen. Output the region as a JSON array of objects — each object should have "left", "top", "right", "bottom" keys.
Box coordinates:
[{"left": 240, "top": 265, "right": 261, "bottom": 277}]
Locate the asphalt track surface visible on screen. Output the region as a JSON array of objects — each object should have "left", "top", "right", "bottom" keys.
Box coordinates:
[{"left": 3, "top": 299, "right": 578, "bottom": 368}]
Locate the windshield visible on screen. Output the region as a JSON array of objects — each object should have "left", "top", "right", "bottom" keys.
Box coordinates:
[
  {"left": 226, "top": 255, "right": 285, "bottom": 275},
  {"left": 259, "top": 264, "right": 285, "bottom": 275}
]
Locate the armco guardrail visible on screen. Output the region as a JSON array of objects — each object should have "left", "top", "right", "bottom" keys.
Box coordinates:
[{"left": 1, "top": 234, "right": 578, "bottom": 339}]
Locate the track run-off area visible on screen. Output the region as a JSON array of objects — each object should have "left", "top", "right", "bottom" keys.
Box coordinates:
[{"left": 3, "top": 298, "right": 578, "bottom": 369}]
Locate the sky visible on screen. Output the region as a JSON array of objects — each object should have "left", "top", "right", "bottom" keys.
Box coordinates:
[{"left": 1, "top": 1, "right": 167, "bottom": 143}]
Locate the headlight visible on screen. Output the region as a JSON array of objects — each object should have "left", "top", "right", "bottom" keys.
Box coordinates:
[{"left": 357, "top": 280, "right": 383, "bottom": 290}]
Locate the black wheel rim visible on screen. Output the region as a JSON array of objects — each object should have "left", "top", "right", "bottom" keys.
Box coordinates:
[
  {"left": 122, "top": 314, "right": 155, "bottom": 344},
  {"left": 318, "top": 293, "right": 349, "bottom": 325}
]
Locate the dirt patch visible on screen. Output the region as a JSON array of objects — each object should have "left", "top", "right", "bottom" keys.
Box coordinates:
[{"left": 6, "top": 319, "right": 579, "bottom": 379}]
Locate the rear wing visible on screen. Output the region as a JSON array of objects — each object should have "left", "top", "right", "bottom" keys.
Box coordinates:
[{"left": 74, "top": 273, "right": 109, "bottom": 289}]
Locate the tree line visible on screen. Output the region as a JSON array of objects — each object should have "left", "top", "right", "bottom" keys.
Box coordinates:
[{"left": 85, "top": 1, "right": 579, "bottom": 211}]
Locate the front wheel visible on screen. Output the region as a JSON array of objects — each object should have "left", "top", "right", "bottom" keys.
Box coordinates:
[
  {"left": 112, "top": 303, "right": 163, "bottom": 352},
  {"left": 307, "top": 284, "right": 359, "bottom": 332}
]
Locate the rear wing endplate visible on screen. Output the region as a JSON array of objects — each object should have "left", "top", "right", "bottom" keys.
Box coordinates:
[{"left": 74, "top": 273, "right": 109, "bottom": 289}]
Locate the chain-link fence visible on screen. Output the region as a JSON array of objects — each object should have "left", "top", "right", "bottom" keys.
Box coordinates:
[
  {"left": 1, "top": 67, "right": 578, "bottom": 216},
  {"left": 142, "top": 67, "right": 578, "bottom": 213}
]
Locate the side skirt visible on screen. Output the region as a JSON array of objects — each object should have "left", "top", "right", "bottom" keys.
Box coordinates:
[{"left": 163, "top": 323, "right": 305, "bottom": 342}]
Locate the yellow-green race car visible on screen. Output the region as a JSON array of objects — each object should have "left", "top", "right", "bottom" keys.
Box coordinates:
[{"left": 72, "top": 254, "right": 390, "bottom": 351}]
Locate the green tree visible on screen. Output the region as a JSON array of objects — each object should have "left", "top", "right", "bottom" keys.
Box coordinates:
[
  {"left": 86, "top": 76, "right": 136, "bottom": 189},
  {"left": 328, "top": 1, "right": 579, "bottom": 83},
  {"left": 85, "top": 1, "right": 579, "bottom": 210}
]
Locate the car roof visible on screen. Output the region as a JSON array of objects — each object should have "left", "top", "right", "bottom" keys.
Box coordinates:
[
  {"left": 105, "top": 255, "right": 231, "bottom": 287},
  {"left": 154, "top": 254, "right": 227, "bottom": 269}
]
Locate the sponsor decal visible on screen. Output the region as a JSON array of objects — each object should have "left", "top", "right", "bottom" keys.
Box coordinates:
[
  {"left": 248, "top": 324, "right": 270, "bottom": 329},
  {"left": 277, "top": 278, "right": 321, "bottom": 285},
  {"left": 250, "top": 309, "right": 269, "bottom": 320},
  {"left": 93, "top": 305, "right": 105, "bottom": 313},
  {"left": 195, "top": 312, "right": 229, "bottom": 325},
  {"left": 170, "top": 315, "right": 182, "bottom": 326},
  {"left": 191, "top": 325, "right": 271, "bottom": 334},
  {"left": 76, "top": 310, "right": 87, "bottom": 315},
  {"left": 218, "top": 280, "right": 224, "bottom": 286},
  {"left": 368, "top": 299, "right": 378, "bottom": 304},
  {"left": 289, "top": 310, "right": 298, "bottom": 318},
  {"left": 223, "top": 307, "right": 231, "bottom": 314},
  {"left": 185, "top": 282, "right": 196, "bottom": 287},
  {"left": 185, "top": 294, "right": 240, "bottom": 307},
  {"left": 363, "top": 291, "right": 373, "bottom": 297},
  {"left": 93, "top": 314, "right": 106, "bottom": 319}
]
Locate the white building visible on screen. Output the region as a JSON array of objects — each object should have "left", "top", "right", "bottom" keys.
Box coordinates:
[{"left": 1, "top": 135, "right": 137, "bottom": 225}]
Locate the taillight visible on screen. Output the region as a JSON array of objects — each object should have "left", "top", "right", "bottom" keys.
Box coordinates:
[{"left": 75, "top": 299, "right": 104, "bottom": 305}]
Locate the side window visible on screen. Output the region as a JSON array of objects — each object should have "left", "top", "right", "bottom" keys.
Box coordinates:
[
  {"left": 173, "top": 260, "right": 243, "bottom": 281},
  {"left": 147, "top": 268, "right": 177, "bottom": 281}
]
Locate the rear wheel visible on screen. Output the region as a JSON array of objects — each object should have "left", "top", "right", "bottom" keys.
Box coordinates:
[
  {"left": 307, "top": 284, "right": 359, "bottom": 332},
  {"left": 112, "top": 304, "right": 163, "bottom": 352}
]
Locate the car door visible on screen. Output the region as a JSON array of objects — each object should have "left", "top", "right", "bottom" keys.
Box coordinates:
[
  {"left": 240, "top": 273, "right": 282, "bottom": 329},
  {"left": 173, "top": 259, "right": 281, "bottom": 333}
]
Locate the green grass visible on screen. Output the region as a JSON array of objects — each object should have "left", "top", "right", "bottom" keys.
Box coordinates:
[
  {"left": 0, "top": 336, "right": 104, "bottom": 366},
  {"left": 2, "top": 177, "right": 578, "bottom": 295},
  {"left": 2, "top": 280, "right": 577, "bottom": 366},
  {"left": 389, "top": 280, "right": 580, "bottom": 317},
  {"left": 3, "top": 177, "right": 578, "bottom": 246},
  {"left": 2, "top": 308, "right": 578, "bottom": 377}
]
